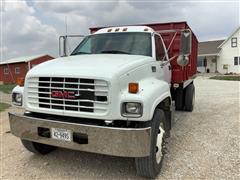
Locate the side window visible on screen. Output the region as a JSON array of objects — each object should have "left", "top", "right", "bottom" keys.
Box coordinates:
[
  {"left": 234, "top": 57, "right": 238, "bottom": 65},
  {"left": 4, "top": 67, "right": 9, "bottom": 74},
  {"left": 72, "top": 36, "right": 91, "bottom": 55},
  {"left": 80, "top": 38, "right": 91, "bottom": 53},
  {"left": 197, "top": 58, "right": 204, "bottom": 67},
  {"left": 154, "top": 35, "right": 165, "bottom": 61},
  {"left": 231, "top": 37, "right": 237, "bottom": 48},
  {"left": 15, "top": 67, "right": 20, "bottom": 74}
]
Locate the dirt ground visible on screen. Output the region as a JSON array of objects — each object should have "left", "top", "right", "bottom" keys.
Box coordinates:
[{"left": 0, "top": 76, "right": 239, "bottom": 179}]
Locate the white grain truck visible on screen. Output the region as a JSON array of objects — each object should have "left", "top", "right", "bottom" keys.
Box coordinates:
[{"left": 9, "top": 22, "right": 198, "bottom": 178}]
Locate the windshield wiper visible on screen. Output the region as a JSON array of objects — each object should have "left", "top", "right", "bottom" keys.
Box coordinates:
[
  {"left": 71, "top": 52, "right": 91, "bottom": 56},
  {"left": 100, "top": 50, "right": 130, "bottom": 54}
]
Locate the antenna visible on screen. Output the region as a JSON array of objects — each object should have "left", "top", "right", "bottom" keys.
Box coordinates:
[
  {"left": 64, "top": 16, "right": 72, "bottom": 56},
  {"left": 65, "top": 16, "right": 68, "bottom": 35},
  {"left": 0, "top": 0, "right": 6, "bottom": 12}
]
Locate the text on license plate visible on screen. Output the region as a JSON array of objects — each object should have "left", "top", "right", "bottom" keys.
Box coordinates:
[{"left": 51, "top": 128, "right": 72, "bottom": 142}]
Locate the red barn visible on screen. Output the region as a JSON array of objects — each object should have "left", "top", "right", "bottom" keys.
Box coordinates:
[{"left": 0, "top": 54, "right": 54, "bottom": 84}]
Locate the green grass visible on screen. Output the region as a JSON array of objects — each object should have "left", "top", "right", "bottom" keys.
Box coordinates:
[
  {"left": 0, "top": 103, "right": 11, "bottom": 112},
  {"left": 210, "top": 75, "right": 240, "bottom": 81},
  {"left": 0, "top": 84, "right": 16, "bottom": 94}
]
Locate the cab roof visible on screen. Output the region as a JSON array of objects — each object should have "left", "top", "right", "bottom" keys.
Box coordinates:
[{"left": 94, "top": 26, "right": 155, "bottom": 34}]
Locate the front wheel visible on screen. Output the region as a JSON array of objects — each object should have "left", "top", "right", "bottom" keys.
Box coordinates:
[
  {"left": 135, "top": 109, "right": 167, "bottom": 178},
  {"left": 175, "top": 88, "right": 184, "bottom": 111},
  {"left": 184, "top": 83, "right": 195, "bottom": 111},
  {"left": 21, "top": 139, "right": 57, "bottom": 155}
]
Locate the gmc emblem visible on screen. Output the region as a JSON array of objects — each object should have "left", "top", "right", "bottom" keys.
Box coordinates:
[{"left": 51, "top": 90, "right": 76, "bottom": 99}]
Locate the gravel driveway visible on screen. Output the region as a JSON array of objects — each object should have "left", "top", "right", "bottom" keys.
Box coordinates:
[
  {"left": 0, "top": 91, "right": 12, "bottom": 104},
  {"left": 1, "top": 76, "right": 239, "bottom": 179}
]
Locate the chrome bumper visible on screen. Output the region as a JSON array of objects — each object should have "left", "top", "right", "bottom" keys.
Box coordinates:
[{"left": 8, "top": 113, "right": 151, "bottom": 157}]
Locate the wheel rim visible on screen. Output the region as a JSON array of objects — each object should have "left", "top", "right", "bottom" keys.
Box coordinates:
[{"left": 156, "top": 122, "right": 165, "bottom": 163}]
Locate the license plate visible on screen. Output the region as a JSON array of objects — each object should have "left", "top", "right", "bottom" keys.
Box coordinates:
[{"left": 51, "top": 128, "right": 72, "bottom": 142}]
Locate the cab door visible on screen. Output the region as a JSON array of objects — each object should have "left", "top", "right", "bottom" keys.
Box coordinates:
[{"left": 154, "top": 34, "right": 171, "bottom": 84}]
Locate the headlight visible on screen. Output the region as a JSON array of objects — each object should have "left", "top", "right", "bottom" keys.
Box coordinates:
[
  {"left": 122, "top": 102, "right": 142, "bottom": 117},
  {"left": 12, "top": 93, "right": 22, "bottom": 106}
]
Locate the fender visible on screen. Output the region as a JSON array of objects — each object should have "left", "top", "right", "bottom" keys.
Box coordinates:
[
  {"left": 150, "top": 91, "right": 171, "bottom": 119},
  {"left": 143, "top": 80, "right": 171, "bottom": 120},
  {"left": 120, "top": 78, "right": 171, "bottom": 121}
]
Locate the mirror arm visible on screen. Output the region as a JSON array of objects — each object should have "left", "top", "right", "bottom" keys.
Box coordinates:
[
  {"left": 59, "top": 34, "right": 85, "bottom": 57},
  {"left": 161, "top": 32, "right": 177, "bottom": 62},
  {"left": 160, "top": 55, "right": 178, "bottom": 67}
]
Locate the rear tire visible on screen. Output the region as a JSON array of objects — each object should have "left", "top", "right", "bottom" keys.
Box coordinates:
[
  {"left": 21, "top": 139, "right": 56, "bottom": 155},
  {"left": 135, "top": 109, "right": 167, "bottom": 178},
  {"left": 175, "top": 88, "right": 184, "bottom": 111},
  {"left": 184, "top": 83, "right": 195, "bottom": 111}
]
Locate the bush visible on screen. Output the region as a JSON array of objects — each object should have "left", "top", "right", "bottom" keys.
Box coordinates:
[
  {"left": 0, "top": 103, "right": 11, "bottom": 112},
  {"left": 210, "top": 76, "right": 240, "bottom": 81},
  {"left": 0, "top": 84, "right": 16, "bottom": 94}
]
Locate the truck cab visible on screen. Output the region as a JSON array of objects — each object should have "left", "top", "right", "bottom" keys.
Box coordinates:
[{"left": 9, "top": 22, "right": 198, "bottom": 178}]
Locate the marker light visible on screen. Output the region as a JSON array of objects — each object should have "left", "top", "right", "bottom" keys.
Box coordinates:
[
  {"left": 16, "top": 78, "right": 25, "bottom": 86},
  {"left": 128, "top": 83, "right": 139, "bottom": 94}
]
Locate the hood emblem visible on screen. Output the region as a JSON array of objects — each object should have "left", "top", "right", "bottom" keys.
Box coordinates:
[{"left": 51, "top": 90, "right": 77, "bottom": 99}]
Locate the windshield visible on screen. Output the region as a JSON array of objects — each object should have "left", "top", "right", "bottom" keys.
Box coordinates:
[{"left": 71, "top": 32, "right": 152, "bottom": 57}]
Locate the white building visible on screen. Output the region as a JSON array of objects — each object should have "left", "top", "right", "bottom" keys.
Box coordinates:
[{"left": 198, "top": 27, "right": 240, "bottom": 74}]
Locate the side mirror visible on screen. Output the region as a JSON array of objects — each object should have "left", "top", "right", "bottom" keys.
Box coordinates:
[
  {"left": 177, "top": 30, "right": 192, "bottom": 66},
  {"left": 59, "top": 36, "right": 67, "bottom": 57},
  {"left": 180, "top": 30, "right": 192, "bottom": 56}
]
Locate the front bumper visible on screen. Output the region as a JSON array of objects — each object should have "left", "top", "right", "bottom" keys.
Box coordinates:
[{"left": 9, "top": 113, "right": 151, "bottom": 157}]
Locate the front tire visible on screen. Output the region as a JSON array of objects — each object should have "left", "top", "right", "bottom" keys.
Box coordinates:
[
  {"left": 184, "top": 83, "right": 195, "bottom": 111},
  {"left": 21, "top": 139, "right": 56, "bottom": 155},
  {"left": 135, "top": 109, "right": 167, "bottom": 178},
  {"left": 175, "top": 88, "right": 184, "bottom": 111}
]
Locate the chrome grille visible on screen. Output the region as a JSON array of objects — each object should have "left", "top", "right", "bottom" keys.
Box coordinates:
[{"left": 27, "top": 77, "right": 109, "bottom": 113}]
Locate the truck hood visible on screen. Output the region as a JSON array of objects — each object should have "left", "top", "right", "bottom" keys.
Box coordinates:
[{"left": 27, "top": 54, "right": 152, "bottom": 80}]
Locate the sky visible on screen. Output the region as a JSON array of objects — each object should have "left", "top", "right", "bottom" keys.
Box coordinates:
[{"left": 0, "top": 0, "right": 239, "bottom": 60}]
